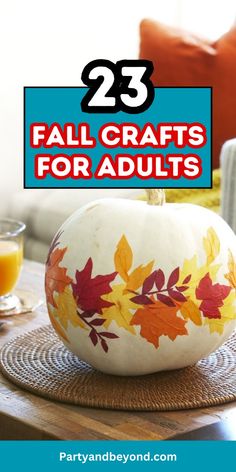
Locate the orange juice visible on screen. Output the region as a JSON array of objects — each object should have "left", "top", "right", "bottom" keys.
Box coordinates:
[{"left": 0, "top": 240, "right": 23, "bottom": 296}]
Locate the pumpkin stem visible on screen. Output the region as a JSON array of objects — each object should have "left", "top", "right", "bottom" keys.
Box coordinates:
[{"left": 146, "top": 189, "right": 165, "bottom": 206}]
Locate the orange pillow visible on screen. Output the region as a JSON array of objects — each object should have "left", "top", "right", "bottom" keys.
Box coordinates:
[{"left": 139, "top": 19, "right": 236, "bottom": 169}]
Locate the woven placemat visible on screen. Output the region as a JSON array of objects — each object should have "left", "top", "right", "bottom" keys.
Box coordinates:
[{"left": 1, "top": 325, "right": 236, "bottom": 411}]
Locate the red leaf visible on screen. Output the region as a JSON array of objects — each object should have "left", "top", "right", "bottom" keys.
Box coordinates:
[
  {"left": 72, "top": 258, "right": 117, "bottom": 313},
  {"left": 168, "top": 289, "right": 186, "bottom": 302},
  {"left": 196, "top": 273, "right": 231, "bottom": 302},
  {"left": 100, "top": 332, "right": 119, "bottom": 339},
  {"left": 156, "top": 293, "right": 176, "bottom": 307},
  {"left": 90, "top": 318, "right": 105, "bottom": 326},
  {"left": 142, "top": 271, "right": 157, "bottom": 294},
  {"left": 131, "top": 294, "right": 153, "bottom": 305},
  {"left": 155, "top": 269, "right": 165, "bottom": 291},
  {"left": 199, "top": 300, "right": 221, "bottom": 319},
  {"left": 167, "top": 267, "right": 180, "bottom": 288},
  {"left": 183, "top": 274, "right": 191, "bottom": 284},
  {"left": 196, "top": 273, "right": 231, "bottom": 319},
  {"left": 80, "top": 311, "right": 96, "bottom": 318},
  {"left": 176, "top": 285, "right": 188, "bottom": 292},
  {"left": 101, "top": 339, "right": 108, "bottom": 353},
  {"left": 89, "top": 329, "right": 98, "bottom": 346}
]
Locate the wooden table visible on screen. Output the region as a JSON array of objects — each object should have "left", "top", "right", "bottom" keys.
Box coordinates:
[{"left": 0, "top": 260, "right": 236, "bottom": 440}]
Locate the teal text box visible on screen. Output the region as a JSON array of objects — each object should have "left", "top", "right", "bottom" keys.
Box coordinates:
[{"left": 24, "top": 87, "right": 212, "bottom": 189}]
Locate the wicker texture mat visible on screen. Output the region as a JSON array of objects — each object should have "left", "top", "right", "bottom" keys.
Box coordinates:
[{"left": 1, "top": 325, "right": 236, "bottom": 411}]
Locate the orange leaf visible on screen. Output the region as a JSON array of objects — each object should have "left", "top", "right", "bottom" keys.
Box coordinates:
[
  {"left": 45, "top": 247, "right": 72, "bottom": 307},
  {"left": 48, "top": 304, "right": 70, "bottom": 342},
  {"left": 125, "top": 261, "right": 154, "bottom": 292},
  {"left": 114, "top": 235, "right": 133, "bottom": 282},
  {"left": 131, "top": 298, "right": 188, "bottom": 348}
]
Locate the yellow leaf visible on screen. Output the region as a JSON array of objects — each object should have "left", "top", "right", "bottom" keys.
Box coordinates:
[
  {"left": 102, "top": 284, "right": 139, "bottom": 334},
  {"left": 208, "top": 264, "right": 221, "bottom": 281},
  {"left": 225, "top": 249, "right": 236, "bottom": 288},
  {"left": 205, "top": 290, "right": 236, "bottom": 334},
  {"left": 114, "top": 235, "right": 133, "bottom": 282},
  {"left": 126, "top": 260, "right": 154, "bottom": 292},
  {"left": 203, "top": 227, "right": 220, "bottom": 265},
  {"left": 180, "top": 299, "right": 202, "bottom": 326},
  {"left": 53, "top": 286, "right": 86, "bottom": 330},
  {"left": 179, "top": 255, "right": 204, "bottom": 302},
  {"left": 47, "top": 304, "right": 70, "bottom": 342}
]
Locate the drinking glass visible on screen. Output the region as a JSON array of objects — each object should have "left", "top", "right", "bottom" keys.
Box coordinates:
[{"left": 0, "top": 219, "right": 25, "bottom": 311}]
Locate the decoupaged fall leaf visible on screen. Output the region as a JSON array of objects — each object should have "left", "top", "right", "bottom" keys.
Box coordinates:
[
  {"left": 125, "top": 260, "right": 154, "bottom": 293},
  {"left": 154, "top": 269, "right": 165, "bottom": 291},
  {"left": 196, "top": 273, "right": 231, "bottom": 319},
  {"left": 167, "top": 267, "right": 180, "bottom": 288},
  {"left": 102, "top": 284, "right": 139, "bottom": 334},
  {"left": 179, "top": 254, "right": 220, "bottom": 305},
  {"left": 46, "top": 229, "right": 64, "bottom": 265},
  {"left": 203, "top": 227, "right": 220, "bottom": 265},
  {"left": 179, "top": 299, "right": 202, "bottom": 326},
  {"left": 225, "top": 249, "right": 236, "bottom": 288},
  {"left": 71, "top": 258, "right": 117, "bottom": 313},
  {"left": 133, "top": 266, "right": 186, "bottom": 307},
  {"left": 178, "top": 227, "right": 222, "bottom": 303},
  {"left": 205, "top": 291, "right": 236, "bottom": 334},
  {"left": 79, "top": 313, "right": 119, "bottom": 352},
  {"left": 142, "top": 270, "right": 159, "bottom": 294},
  {"left": 47, "top": 304, "right": 70, "bottom": 342},
  {"left": 45, "top": 247, "right": 72, "bottom": 307},
  {"left": 114, "top": 235, "right": 133, "bottom": 282},
  {"left": 131, "top": 298, "right": 188, "bottom": 348},
  {"left": 53, "top": 286, "right": 85, "bottom": 330},
  {"left": 179, "top": 255, "right": 202, "bottom": 301},
  {"left": 78, "top": 311, "right": 119, "bottom": 352},
  {"left": 114, "top": 234, "right": 154, "bottom": 292}
]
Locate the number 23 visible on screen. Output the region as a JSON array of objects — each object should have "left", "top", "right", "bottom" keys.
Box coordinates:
[{"left": 81, "top": 59, "right": 154, "bottom": 114}]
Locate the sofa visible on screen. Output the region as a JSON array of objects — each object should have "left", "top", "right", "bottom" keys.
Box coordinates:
[{"left": 6, "top": 164, "right": 226, "bottom": 265}]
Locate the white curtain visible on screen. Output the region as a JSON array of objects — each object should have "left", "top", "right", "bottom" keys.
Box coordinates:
[{"left": 176, "top": 0, "right": 236, "bottom": 38}]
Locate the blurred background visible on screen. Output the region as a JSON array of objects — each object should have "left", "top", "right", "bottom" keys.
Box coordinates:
[{"left": 0, "top": 0, "right": 235, "bottom": 210}]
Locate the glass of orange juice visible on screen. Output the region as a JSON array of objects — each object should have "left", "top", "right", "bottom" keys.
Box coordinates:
[{"left": 0, "top": 219, "right": 25, "bottom": 312}]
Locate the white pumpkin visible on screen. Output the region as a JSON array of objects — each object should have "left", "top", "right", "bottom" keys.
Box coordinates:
[{"left": 45, "top": 190, "right": 236, "bottom": 376}]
